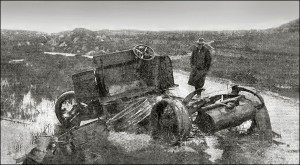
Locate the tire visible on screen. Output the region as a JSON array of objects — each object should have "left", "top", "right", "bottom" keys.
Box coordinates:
[
  {"left": 55, "top": 91, "right": 80, "bottom": 128},
  {"left": 150, "top": 98, "right": 191, "bottom": 145}
]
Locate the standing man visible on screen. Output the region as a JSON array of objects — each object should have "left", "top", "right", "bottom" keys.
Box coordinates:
[{"left": 188, "top": 38, "right": 212, "bottom": 96}]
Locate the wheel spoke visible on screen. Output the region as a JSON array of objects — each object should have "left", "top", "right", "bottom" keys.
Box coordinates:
[
  {"left": 133, "top": 45, "right": 155, "bottom": 60},
  {"left": 150, "top": 99, "right": 191, "bottom": 145},
  {"left": 159, "top": 105, "right": 178, "bottom": 143}
]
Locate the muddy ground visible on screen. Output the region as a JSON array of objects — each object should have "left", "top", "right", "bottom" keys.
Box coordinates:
[{"left": 1, "top": 70, "right": 299, "bottom": 164}]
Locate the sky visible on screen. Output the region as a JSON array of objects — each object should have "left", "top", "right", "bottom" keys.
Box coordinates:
[{"left": 1, "top": 1, "right": 299, "bottom": 33}]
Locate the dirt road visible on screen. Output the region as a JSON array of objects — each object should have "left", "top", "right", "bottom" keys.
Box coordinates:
[
  {"left": 171, "top": 70, "right": 299, "bottom": 164},
  {"left": 1, "top": 70, "right": 299, "bottom": 164}
]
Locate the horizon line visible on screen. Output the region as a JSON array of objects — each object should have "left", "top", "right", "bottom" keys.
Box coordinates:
[
  {"left": 2, "top": 17, "right": 298, "bottom": 34},
  {"left": 1, "top": 26, "right": 281, "bottom": 35}
]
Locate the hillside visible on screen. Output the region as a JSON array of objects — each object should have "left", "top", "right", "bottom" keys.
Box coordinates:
[
  {"left": 1, "top": 18, "right": 299, "bottom": 54},
  {"left": 1, "top": 19, "right": 299, "bottom": 58},
  {"left": 268, "top": 18, "right": 299, "bottom": 32}
]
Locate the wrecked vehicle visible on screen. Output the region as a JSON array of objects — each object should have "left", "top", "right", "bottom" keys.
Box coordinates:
[
  {"left": 18, "top": 45, "right": 273, "bottom": 164},
  {"left": 54, "top": 44, "right": 177, "bottom": 129},
  {"left": 53, "top": 44, "right": 273, "bottom": 146}
]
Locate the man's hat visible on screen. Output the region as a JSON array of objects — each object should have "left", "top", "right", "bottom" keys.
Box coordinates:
[{"left": 195, "top": 38, "right": 205, "bottom": 45}]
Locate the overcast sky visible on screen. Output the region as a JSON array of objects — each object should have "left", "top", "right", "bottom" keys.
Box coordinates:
[{"left": 1, "top": 1, "right": 299, "bottom": 33}]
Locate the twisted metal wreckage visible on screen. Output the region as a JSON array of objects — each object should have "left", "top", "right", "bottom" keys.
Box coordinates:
[{"left": 20, "top": 45, "right": 274, "bottom": 164}]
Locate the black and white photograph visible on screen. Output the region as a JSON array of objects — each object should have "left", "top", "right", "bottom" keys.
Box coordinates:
[{"left": 1, "top": 1, "right": 299, "bottom": 164}]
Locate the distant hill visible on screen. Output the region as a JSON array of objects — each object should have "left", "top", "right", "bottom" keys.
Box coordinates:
[
  {"left": 267, "top": 18, "right": 299, "bottom": 32},
  {"left": 1, "top": 29, "right": 49, "bottom": 54},
  {"left": 1, "top": 18, "right": 299, "bottom": 56}
]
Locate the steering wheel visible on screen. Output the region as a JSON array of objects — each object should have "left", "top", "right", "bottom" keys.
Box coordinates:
[{"left": 133, "top": 44, "right": 156, "bottom": 60}]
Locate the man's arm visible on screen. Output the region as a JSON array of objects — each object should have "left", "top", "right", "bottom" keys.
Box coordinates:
[
  {"left": 204, "top": 50, "right": 212, "bottom": 72},
  {"left": 190, "top": 46, "right": 197, "bottom": 67}
]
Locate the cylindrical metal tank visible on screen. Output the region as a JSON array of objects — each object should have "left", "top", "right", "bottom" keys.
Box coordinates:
[{"left": 196, "top": 98, "right": 257, "bottom": 133}]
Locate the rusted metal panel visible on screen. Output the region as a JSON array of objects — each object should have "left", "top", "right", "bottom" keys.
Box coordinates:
[
  {"left": 140, "top": 56, "right": 175, "bottom": 90},
  {"left": 102, "top": 62, "right": 140, "bottom": 86},
  {"left": 157, "top": 56, "right": 175, "bottom": 89},
  {"left": 72, "top": 70, "right": 100, "bottom": 100},
  {"left": 93, "top": 50, "right": 136, "bottom": 68},
  {"left": 139, "top": 57, "right": 160, "bottom": 87},
  {"left": 72, "top": 70, "right": 95, "bottom": 83},
  {"left": 93, "top": 50, "right": 141, "bottom": 90},
  {"left": 99, "top": 86, "right": 155, "bottom": 104}
]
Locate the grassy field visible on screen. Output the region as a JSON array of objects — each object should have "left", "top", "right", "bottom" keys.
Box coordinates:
[{"left": 172, "top": 49, "right": 299, "bottom": 99}]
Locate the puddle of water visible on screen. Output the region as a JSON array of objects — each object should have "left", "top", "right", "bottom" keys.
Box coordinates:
[
  {"left": 275, "top": 84, "right": 293, "bottom": 89},
  {"left": 1, "top": 88, "right": 58, "bottom": 164},
  {"left": 82, "top": 55, "right": 93, "bottom": 59},
  {"left": 204, "top": 136, "right": 224, "bottom": 162},
  {"left": 44, "top": 52, "right": 94, "bottom": 59},
  {"left": 44, "top": 52, "right": 76, "bottom": 57}
]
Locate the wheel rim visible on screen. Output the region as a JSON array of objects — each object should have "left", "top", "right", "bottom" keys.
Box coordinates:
[
  {"left": 150, "top": 99, "right": 191, "bottom": 145},
  {"left": 56, "top": 94, "right": 79, "bottom": 126},
  {"left": 158, "top": 104, "right": 179, "bottom": 143}
]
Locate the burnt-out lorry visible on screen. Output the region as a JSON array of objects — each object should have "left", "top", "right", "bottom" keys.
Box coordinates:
[
  {"left": 19, "top": 44, "right": 273, "bottom": 164},
  {"left": 53, "top": 44, "right": 272, "bottom": 144}
]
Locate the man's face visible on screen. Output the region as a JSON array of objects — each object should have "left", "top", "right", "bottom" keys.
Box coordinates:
[{"left": 197, "top": 43, "right": 204, "bottom": 48}]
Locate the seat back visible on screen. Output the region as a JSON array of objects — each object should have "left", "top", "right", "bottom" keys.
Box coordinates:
[
  {"left": 93, "top": 50, "right": 146, "bottom": 96},
  {"left": 72, "top": 69, "right": 99, "bottom": 101},
  {"left": 93, "top": 50, "right": 136, "bottom": 68},
  {"left": 72, "top": 50, "right": 175, "bottom": 101},
  {"left": 71, "top": 50, "right": 175, "bottom": 100},
  {"left": 139, "top": 56, "right": 175, "bottom": 90}
]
